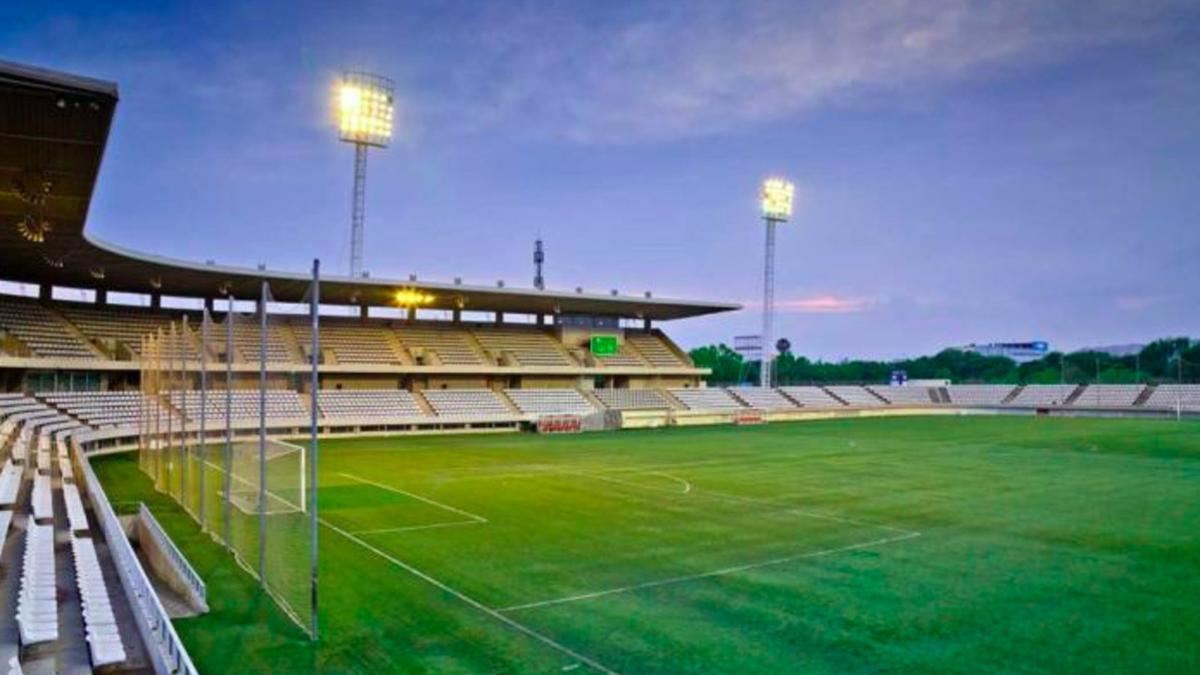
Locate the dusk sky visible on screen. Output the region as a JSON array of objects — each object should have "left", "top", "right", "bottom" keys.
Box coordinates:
[{"left": 5, "top": 1, "right": 1199, "bottom": 359}]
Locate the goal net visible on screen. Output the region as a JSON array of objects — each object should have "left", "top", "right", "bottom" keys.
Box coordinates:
[{"left": 227, "top": 439, "right": 306, "bottom": 515}]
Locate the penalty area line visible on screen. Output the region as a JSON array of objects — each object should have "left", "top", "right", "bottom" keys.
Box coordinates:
[
  {"left": 499, "top": 530, "right": 921, "bottom": 614},
  {"left": 320, "top": 518, "right": 620, "bottom": 675}
]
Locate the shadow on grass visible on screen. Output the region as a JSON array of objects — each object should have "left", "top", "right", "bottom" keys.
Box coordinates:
[{"left": 92, "top": 453, "right": 317, "bottom": 674}]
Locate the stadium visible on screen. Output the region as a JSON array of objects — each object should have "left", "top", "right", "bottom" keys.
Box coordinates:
[{"left": 2, "top": 41, "right": 1199, "bottom": 675}]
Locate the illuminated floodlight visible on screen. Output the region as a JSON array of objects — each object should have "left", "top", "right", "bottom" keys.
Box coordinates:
[
  {"left": 760, "top": 177, "right": 795, "bottom": 221},
  {"left": 335, "top": 70, "right": 394, "bottom": 279},
  {"left": 337, "top": 71, "right": 394, "bottom": 148},
  {"left": 393, "top": 289, "right": 435, "bottom": 307}
]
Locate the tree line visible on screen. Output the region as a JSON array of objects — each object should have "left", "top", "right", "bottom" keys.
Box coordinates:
[{"left": 689, "top": 337, "right": 1200, "bottom": 386}]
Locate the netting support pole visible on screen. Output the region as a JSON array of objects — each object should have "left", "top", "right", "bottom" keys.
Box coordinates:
[
  {"left": 167, "top": 323, "right": 176, "bottom": 492},
  {"left": 309, "top": 258, "right": 321, "bottom": 639},
  {"left": 154, "top": 330, "right": 162, "bottom": 487},
  {"left": 180, "top": 316, "right": 189, "bottom": 507},
  {"left": 223, "top": 296, "right": 233, "bottom": 549},
  {"left": 258, "top": 281, "right": 268, "bottom": 585},
  {"left": 200, "top": 309, "right": 209, "bottom": 530}
]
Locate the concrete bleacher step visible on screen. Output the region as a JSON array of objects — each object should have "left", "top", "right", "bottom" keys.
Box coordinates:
[
  {"left": 495, "top": 391, "right": 522, "bottom": 415},
  {"left": 819, "top": 386, "right": 849, "bottom": 406},
  {"left": 43, "top": 306, "right": 108, "bottom": 361},
  {"left": 658, "top": 389, "right": 687, "bottom": 410},
  {"left": 461, "top": 332, "right": 495, "bottom": 366},
  {"left": 1002, "top": 385, "right": 1024, "bottom": 404},
  {"left": 1063, "top": 385, "right": 1086, "bottom": 406},
  {"left": 277, "top": 324, "right": 305, "bottom": 364},
  {"left": 613, "top": 340, "right": 653, "bottom": 367},
  {"left": 865, "top": 387, "right": 890, "bottom": 404},
  {"left": 409, "top": 392, "right": 437, "bottom": 417},
  {"left": 379, "top": 330, "right": 414, "bottom": 365},
  {"left": 1133, "top": 384, "right": 1156, "bottom": 407},
  {"left": 577, "top": 388, "right": 606, "bottom": 411}
]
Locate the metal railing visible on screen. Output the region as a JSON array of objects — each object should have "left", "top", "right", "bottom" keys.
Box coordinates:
[
  {"left": 138, "top": 502, "right": 207, "bottom": 606},
  {"left": 74, "top": 442, "right": 199, "bottom": 675}
]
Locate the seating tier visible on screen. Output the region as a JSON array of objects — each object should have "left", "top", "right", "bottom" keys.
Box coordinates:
[
  {"left": 504, "top": 389, "right": 595, "bottom": 415},
  {"left": 668, "top": 388, "right": 744, "bottom": 410},
  {"left": 421, "top": 389, "right": 512, "bottom": 417}
]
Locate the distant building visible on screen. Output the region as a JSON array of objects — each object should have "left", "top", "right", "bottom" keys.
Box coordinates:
[
  {"left": 959, "top": 341, "right": 1049, "bottom": 363},
  {"left": 1081, "top": 343, "right": 1144, "bottom": 357}
]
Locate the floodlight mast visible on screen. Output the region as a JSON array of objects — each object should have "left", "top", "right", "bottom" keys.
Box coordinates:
[
  {"left": 336, "top": 71, "right": 394, "bottom": 278},
  {"left": 759, "top": 177, "right": 795, "bottom": 389}
]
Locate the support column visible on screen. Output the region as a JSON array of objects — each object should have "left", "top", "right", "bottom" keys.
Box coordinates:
[
  {"left": 495, "top": 312, "right": 504, "bottom": 325},
  {"left": 643, "top": 318, "right": 651, "bottom": 332},
  {"left": 359, "top": 304, "right": 369, "bottom": 320},
  {"left": 96, "top": 289, "right": 108, "bottom": 307},
  {"left": 204, "top": 297, "right": 215, "bottom": 312},
  {"left": 536, "top": 313, "right": 545, "bottom": 326},
  {"left": 38, "top": 284, "right": 51, "bottom": 303},
  {"left": 151, "top": 293, "right": 162, "bottom": 310},
  {"left": 406, "top": 307, "right": 416, "bottom": 322},
  {"left": 452, "top": 308, "right": 461, "bottom": 323}
]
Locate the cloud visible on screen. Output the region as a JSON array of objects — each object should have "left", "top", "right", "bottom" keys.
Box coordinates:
[
  {"left": 746, "top": 294, "right": 880, "bottom": 313},
  {"left": 424, "top": 0, "right": 1188, "bottom": 142},
  {"left": 1114, "top": 294, "right": 1165, "bottom": 311}
]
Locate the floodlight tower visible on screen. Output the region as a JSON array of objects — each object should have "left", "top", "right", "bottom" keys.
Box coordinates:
[
  {"left": 533, "top": 238, "right": 545, "bottom": 290},
  {"left": 759, "top": 177, "right": 795, "bottom": 388},
  {"left": 336, "top": 71, "right": 394, "bottom": 278}
]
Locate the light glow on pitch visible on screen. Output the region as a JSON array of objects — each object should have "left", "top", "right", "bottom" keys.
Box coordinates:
[
  {"left": 393, "top": 289, "right": 435, "bottom": 307},
  {"left": 760, "top": 177, "right": 795, "bottom": 221},
  {"left": 337, "top": 72, "right": 394, "bottom": 148}
]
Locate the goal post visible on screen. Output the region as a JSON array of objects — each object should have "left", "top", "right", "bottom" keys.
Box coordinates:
[{"left": 227, "top": 439, "right": 306, "bottom": 515}]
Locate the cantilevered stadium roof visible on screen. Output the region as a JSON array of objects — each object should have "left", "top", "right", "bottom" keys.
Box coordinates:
[{"left": 0, "top": 59, "right": 738, "bottom": 321}]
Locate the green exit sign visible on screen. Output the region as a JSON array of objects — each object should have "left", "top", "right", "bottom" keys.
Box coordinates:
[{"left": 590, "top": 335, "right": 618, "bottom": 357}]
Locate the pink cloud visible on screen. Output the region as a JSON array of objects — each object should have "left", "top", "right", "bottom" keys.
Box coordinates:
[{"left": 745, "top": 295, "right": 879, "bottom": 313}]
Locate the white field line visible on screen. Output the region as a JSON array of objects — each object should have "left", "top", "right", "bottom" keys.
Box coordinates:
[
  {"left": 339, "top": 472, "right": 488, "bottom": 523},
  {"left": 319, "top": 518, "right": 619, "bottom": 675},
  {"left": 351, "top": 520, "right": 484, "bottom": 536},
  {"left": 583, "top": 471, "right": 691, "bottom": 495},
  {"left": 499, "top": 530, "right": 921, "bottom": 613}
]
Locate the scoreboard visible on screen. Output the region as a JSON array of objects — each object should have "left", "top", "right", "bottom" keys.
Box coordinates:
[{"left": 590, "top": 335, "right": 618, "bottom": 357}]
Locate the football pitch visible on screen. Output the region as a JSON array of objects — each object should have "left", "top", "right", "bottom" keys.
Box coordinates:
[{"left": 94, "top": 415, "right": 1200, "bottom": 673}]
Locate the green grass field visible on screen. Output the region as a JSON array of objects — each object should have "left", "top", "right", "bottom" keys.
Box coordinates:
[{"left": 94, "top": 416, "right": 1200, "bottom": 673}]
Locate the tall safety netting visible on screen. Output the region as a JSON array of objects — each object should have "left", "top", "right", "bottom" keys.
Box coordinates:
[{"left": 137, "top": 271, "right": 320, "bottom": 638}]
